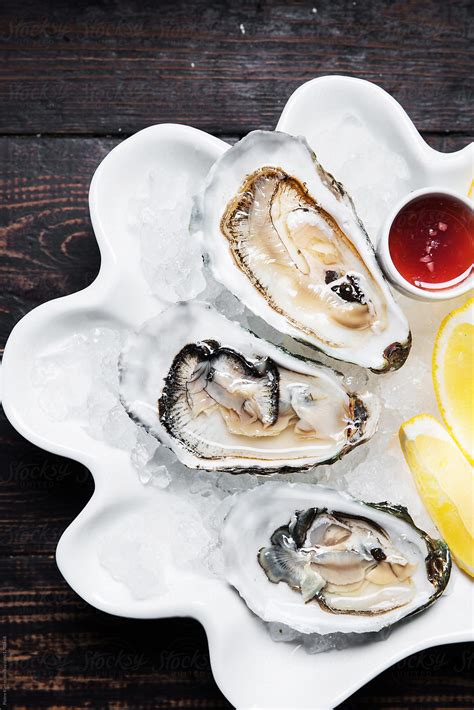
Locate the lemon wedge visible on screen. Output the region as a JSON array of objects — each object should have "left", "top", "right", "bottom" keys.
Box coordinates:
[
  {"left": 399, "top": 413, "right": 474, "bottom": 576},
  {"left": 433, "top": 297, "right": 474, "bottom": 464}
]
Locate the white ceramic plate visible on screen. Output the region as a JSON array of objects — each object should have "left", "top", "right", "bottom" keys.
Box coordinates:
[{"left": 2, "top": 77, "right": 473, "bottom": 709}]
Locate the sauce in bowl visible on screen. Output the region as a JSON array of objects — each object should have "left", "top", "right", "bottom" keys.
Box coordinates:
[{"left": 388, "top": 194, "right": 473, "bottom": 291}]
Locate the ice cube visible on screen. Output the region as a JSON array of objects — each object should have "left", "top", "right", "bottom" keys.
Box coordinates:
[
  {"left": 102, "top": 404, "right": 137, "bottom": 451},
  {"left": 132, "top": 170, "right": 206, "bottom": 303},
  {"left": 99, "top": 514, "right": 169, "bottom": 599},
  {"left": 309, "top": 112, "right": 411, "bottom": 240}
]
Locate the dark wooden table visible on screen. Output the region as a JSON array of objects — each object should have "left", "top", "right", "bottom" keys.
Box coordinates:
[{"left": 1, "top": 1, "right": 473, "bottom": 707}]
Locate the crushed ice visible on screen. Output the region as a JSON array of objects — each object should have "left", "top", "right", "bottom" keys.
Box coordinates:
[
  {"left": 98, "top": 495, "right": 213, "bottom": 599},
  {"left": 32, "top": 326, "right": 137, "bottom": 450},
  {"left": 129, "top": 167, "right": 206, "bottom": 302},
  {"left": 309, "top": 113, "right": 411, "bottom": 242},
  {"left": 31, "top": 127, "right": 464, "bottom": 652}
]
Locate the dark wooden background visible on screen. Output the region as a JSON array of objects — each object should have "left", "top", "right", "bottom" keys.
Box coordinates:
[{"left": 1, "top": 1, "right": 473, "bottom": 707}]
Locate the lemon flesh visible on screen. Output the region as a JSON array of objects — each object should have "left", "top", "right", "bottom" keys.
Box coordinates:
[
  {"left": 433, "top": 298, "right": 474, "bottom": 464},
  {"left": 400, "top": 414, "right": 474, "bottom": 577}
]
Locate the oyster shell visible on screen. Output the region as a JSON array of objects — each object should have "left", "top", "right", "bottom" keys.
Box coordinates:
[
  {"left": 222, "top": 483, "right": 450, "bottom": 633},
  {"left": 119, "top": 302, "right": 379, "bottom": 472},
  {"left": 192, "top": 130, "right": 411, "bottom": 372}
]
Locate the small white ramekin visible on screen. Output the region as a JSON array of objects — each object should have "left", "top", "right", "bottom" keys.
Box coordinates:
[{"left": 377, "top": 186, "right": 473, "bottom": 301}]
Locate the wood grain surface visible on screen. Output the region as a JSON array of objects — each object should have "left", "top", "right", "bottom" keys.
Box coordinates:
[
  {"left": 1, "top": 0, "right": 473, "bottom": 708},
  {"left": 0, "top": 0, "right": 473, "bottom": 135}
]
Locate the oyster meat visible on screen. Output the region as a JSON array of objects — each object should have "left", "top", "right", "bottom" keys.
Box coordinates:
[
  {"left": 120, "top": 302, "right": 379, "bottom": 472},
  {"left": 222, "top": 483, "right": 451, "bottom": 633},
  {"left": 192, "top": 130, "right": 411, "bottom": 372}
]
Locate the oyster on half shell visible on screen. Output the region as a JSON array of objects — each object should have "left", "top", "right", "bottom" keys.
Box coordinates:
[
  {"left": 192, "top": 130, "right": 411, "bottom": 372},
  {"left": 222, "top": 484, "right": 451, "bottom": 634},
  {"left": 119, "top": 302, "right": 379, "bottom": 473}
]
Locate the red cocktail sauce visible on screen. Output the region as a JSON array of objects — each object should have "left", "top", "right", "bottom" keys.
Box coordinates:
[{"left": 388, "top": 194, "right": 473, "bottom": 291}]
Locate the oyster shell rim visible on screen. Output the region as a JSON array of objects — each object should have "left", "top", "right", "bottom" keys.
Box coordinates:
[
  {"left": 192, "top": 129, "right": 412, "bottom": 373},
  {"left": 221, "top": 483, "right": 452, "bottom": 635},
  {"left": 119, "top": 302, "right": 380, "bottom": 474}
]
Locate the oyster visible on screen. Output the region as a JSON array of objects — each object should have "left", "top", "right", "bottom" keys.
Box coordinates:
[
  {"left": 222, "top": 484, "right": 450, "bottom": 633},
  {"left": 119, "top": 302, "right": 379, "bottom": 472},
  {"left": 192, "top": 130, "right": 411, "bottom": 372}
]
